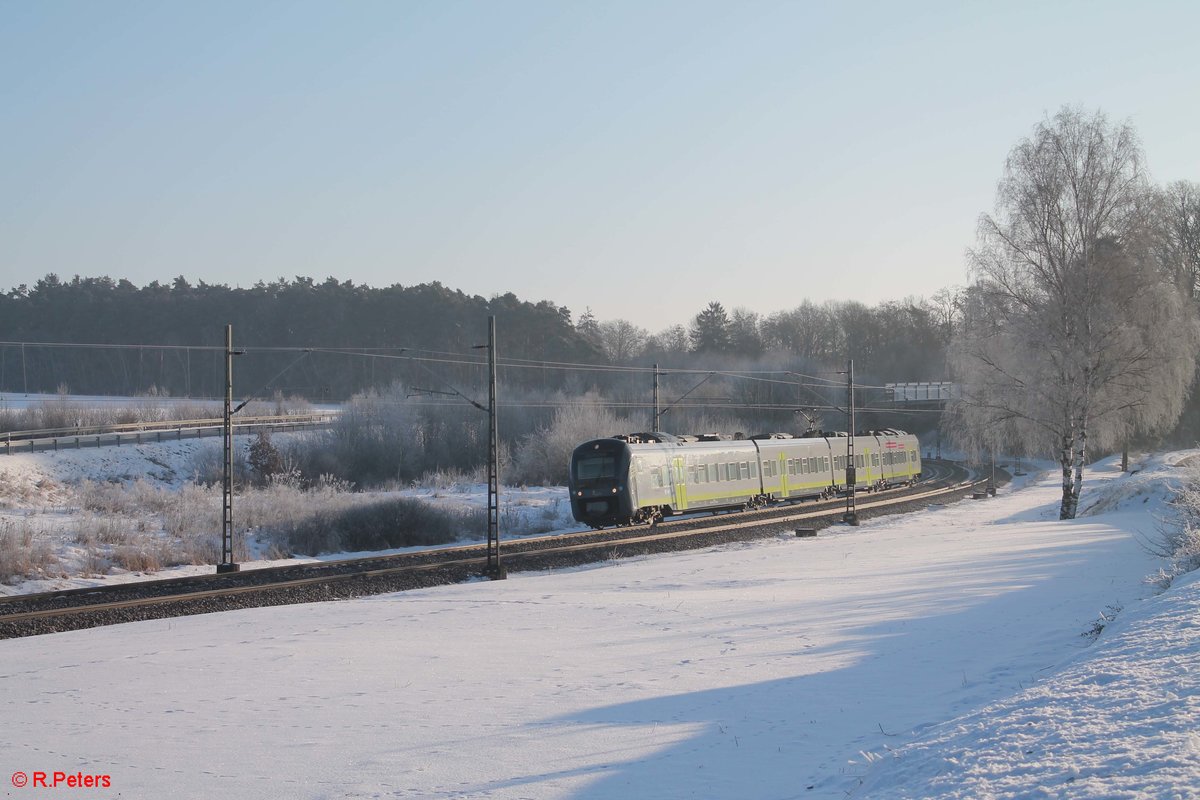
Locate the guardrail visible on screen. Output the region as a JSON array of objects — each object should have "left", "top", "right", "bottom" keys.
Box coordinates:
[{"left": 2, "top": 412, "right": 337, "bottom": 455}]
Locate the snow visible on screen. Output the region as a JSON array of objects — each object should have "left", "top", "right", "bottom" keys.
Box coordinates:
[
  {"left": 0, "top": 437, "right": 580, "bottom": 596},
  {"left": 855, "top": 569, "right": 1200, "bottom": 799},
  {"left": 1, "top": 452, "right": 1196, "bottom": 798}
]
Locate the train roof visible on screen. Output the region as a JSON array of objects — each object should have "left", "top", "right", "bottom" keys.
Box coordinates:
[{"left": 606, "top": 429, "right": 912, "bottom": 446}]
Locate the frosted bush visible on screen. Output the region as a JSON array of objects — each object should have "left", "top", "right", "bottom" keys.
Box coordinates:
[
  {"left": 0, "top": 519, "right": 58, "bottom": 583},
  {"left": 1152, "top": 464, "right": 1200, "bottom": 580}
]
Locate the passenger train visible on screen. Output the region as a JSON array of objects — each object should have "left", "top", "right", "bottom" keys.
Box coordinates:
[{"left": 569, "top": 429, "right": 921, "bottom": 527}]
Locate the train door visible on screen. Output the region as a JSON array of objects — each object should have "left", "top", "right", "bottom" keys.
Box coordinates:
[
  {"left": 630, "top": 457, "right": 643, "bottom": 508},
  {"left": 671, "top": 455, "right": 688, "bottom": 511}
]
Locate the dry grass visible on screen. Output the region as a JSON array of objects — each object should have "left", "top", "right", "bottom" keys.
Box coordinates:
[
  {"left": 6, "top": 463, "right": 556, "bottom": 584},
  {"left": 0, "top": 519, "right": 59, "bottom": 583}
]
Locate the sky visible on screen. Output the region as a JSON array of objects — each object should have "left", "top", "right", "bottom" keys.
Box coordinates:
[{"left": 2, "top": 0, "right": 1198, "bottom": 331}]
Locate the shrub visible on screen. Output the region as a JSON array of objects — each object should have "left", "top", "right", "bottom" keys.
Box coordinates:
[
  {"left": 276, "top": 497, "right": 471, "bottom": 556},
  {"left": 248, "top": 431, "right": 286, "bottom": 485},
  {"left": 0, "top": 519, "right": 57, "bottom": 583},
  {"left": 509, "top": 398, "right": 629, "bottom": 486},
  {"left": 188, "top": 441, "right": 251, "bottom": 486},
  {"left": 1150, "top": 463, "right": 1200, "bottom": 582}
]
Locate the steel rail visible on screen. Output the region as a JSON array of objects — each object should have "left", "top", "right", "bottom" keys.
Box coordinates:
[
  {"left": 0, "top": 461, "right": 965, "bottom": 613},
  {"left": 0, "top": 465, "right": 989, "bottom": 637}
]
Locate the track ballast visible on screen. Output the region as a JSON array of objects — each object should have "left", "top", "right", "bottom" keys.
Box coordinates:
[{"left": 0, "top": 461, "right": 993, "bottom": 639}]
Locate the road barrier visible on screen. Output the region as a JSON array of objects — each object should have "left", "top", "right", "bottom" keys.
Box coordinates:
[{"left": 2, "top": 413, "right": 336, "bottom": 455}]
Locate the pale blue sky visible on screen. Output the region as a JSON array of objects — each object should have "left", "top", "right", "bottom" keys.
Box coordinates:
[{"left": 2, "top": 1, "right": 1197, "bottom": 329}]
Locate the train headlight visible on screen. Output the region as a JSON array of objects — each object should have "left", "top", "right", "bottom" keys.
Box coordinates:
[{"left": 611, "top": 487, "right": 618, "bottom": 494}]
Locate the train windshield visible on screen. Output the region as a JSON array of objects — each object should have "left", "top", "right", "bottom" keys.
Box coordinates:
[{"left": 574, "top": 454, "right": 618, "bottom": 480}]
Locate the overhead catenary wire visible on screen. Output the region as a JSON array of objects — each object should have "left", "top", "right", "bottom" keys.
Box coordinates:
[
  {"left": 385, "top": 398, "right": 948, "bottom": 413},
  {"left": 0, "top": 338, "right": 911, "bottom": 398}
]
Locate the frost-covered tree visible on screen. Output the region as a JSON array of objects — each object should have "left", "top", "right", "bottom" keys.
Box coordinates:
[
  {"left": 948, "top": 107, "right": 1200, "bottom": 519},
  {"left": 1155, "top": 180, "right": 1200, "bottom": 300},
  {"left": 689, "top": 301, "right": 732, "bottom": 353},
  {"left": 576, "top": 307, "right": 601, "bottom": 345},
  {"left": 509, "top": 395, "right": 628, "bottom": 485},
  {"left": 646, "top": 324, "right": 690, "bottom": 356},
  {"left": 728, "top": 307, "right": 764, "bottom": 357},
  {"left": 596, "top": 319, "right": 648, "bottom": 363}
]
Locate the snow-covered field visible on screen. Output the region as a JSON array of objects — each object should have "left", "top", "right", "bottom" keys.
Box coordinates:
[
  {"left": 2, "top": 452, "right": 1196, "bottom": 798},
  {"left": 0, "top": 436, "right": 580, "bottom": 595}
]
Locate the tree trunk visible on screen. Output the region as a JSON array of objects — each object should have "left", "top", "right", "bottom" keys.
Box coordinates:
[
  {"left": 1067, "top": 408, "right": 1089, "bottom": 520},
  {"left": 1059, "top": 429, "right": 1076, "bottom": 520}
]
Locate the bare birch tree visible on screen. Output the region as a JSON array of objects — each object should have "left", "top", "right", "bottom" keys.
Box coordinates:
[
  {"left": 596, "top": 319, "right": 648, "bottom": 363},
  {"left": 947, "top": 107, "right": 1200, "bottom": 519},
  {"left": 1155, "top": 180, "right": 1200, "bottom": 300}
]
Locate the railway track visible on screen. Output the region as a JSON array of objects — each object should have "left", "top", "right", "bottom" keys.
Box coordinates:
[{"left": 0, "top": 461, "right": 996, "bottom": 639}]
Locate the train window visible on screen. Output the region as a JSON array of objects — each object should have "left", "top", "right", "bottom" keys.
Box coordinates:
[
  {"left": 872, "top": 453, "right": 880, "bottom": 467},
  {"left": 856, "top": 454, "right": 864, "bottom": 468},
  {"left": 785, "top": 459, "right": 793, "bottom": 475},
  {"left": 750, "top": 462, "right": 758, "bottom": 478},
  {"left": 575, "top": 455, "right": 617, "bottom": 480},
  {"left": 651, "top": 470, "right": 662, "bottom": 488},
  {"left": 822, "top": 457, "right": 829, "bottom": 471},
  {"left": 689, "top": 465, "right": 698, "bottom": 484}
]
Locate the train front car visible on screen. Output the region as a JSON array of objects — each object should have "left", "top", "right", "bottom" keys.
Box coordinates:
[{"left": 569, "top": 438, "right": 635, "bottom": 527}]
